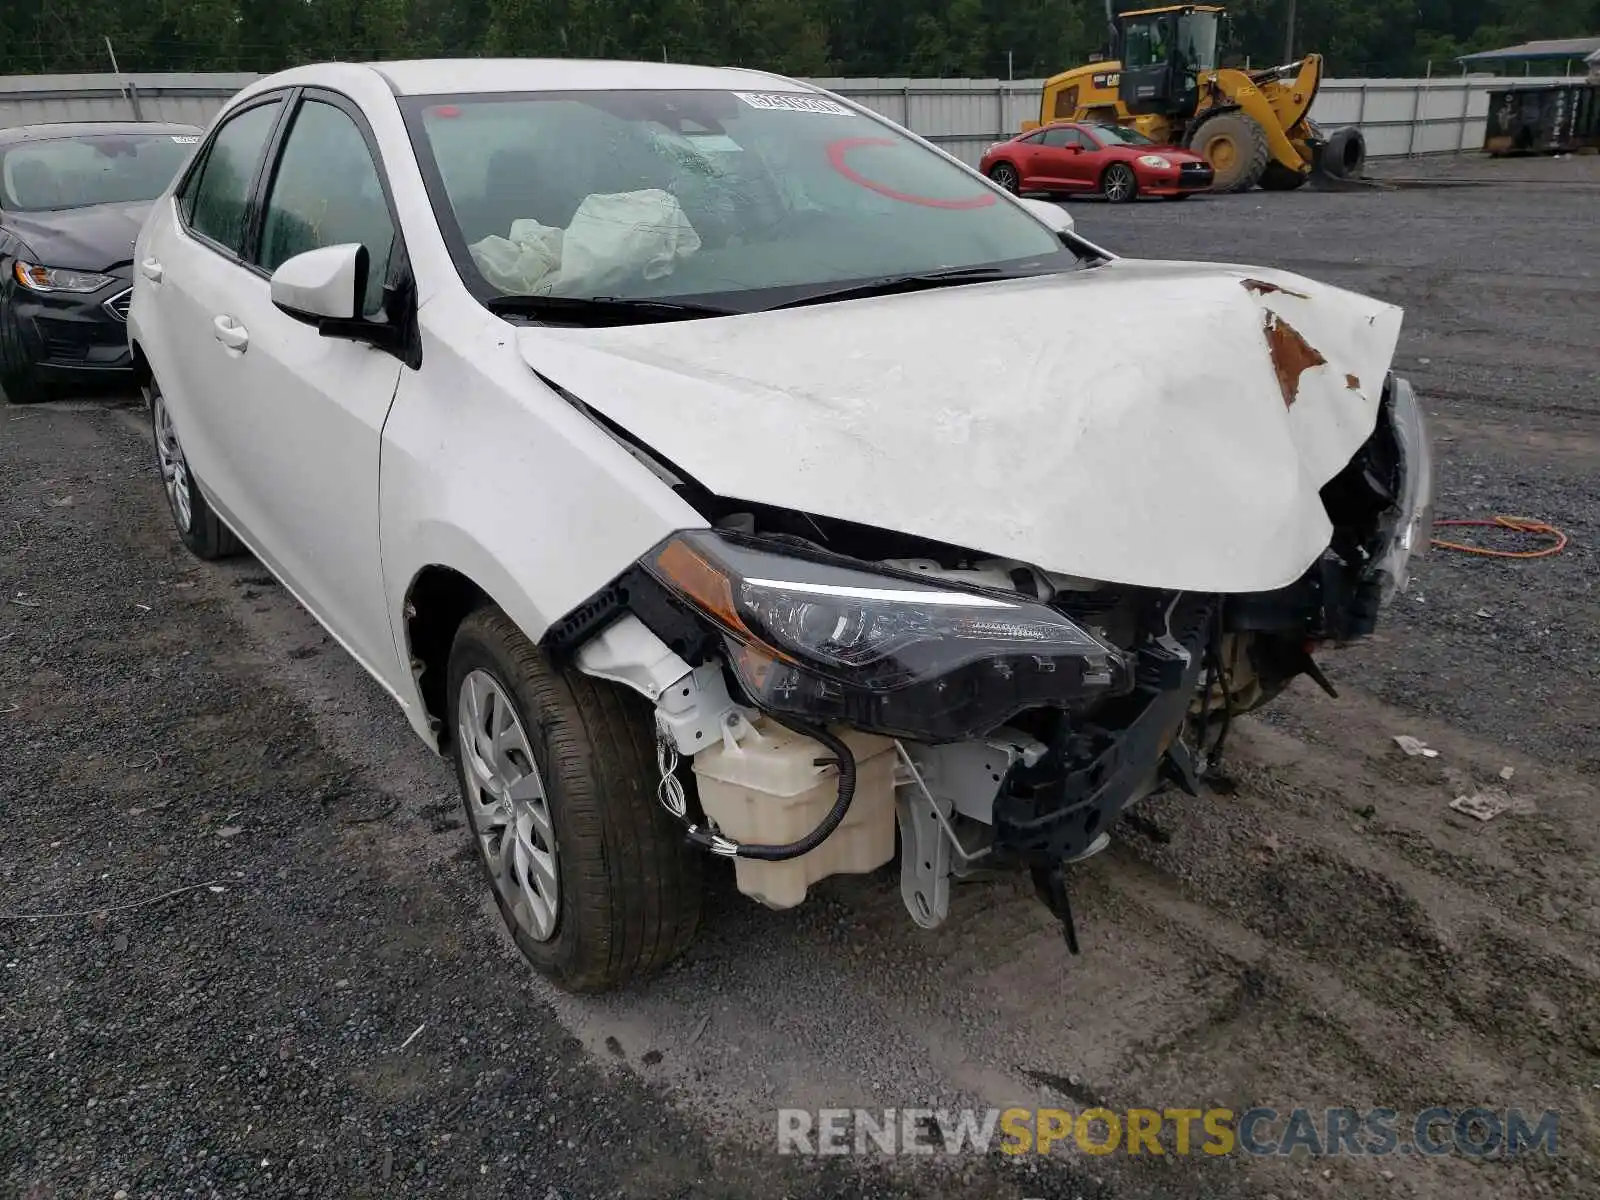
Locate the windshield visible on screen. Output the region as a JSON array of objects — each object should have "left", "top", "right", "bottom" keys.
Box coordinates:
[
  {"left": 1121, "top": 17, "right": 1166, "bottom": 69},
  {"left": 1175, "top": 13, "right": 1220, "bottom": 72},
  {"left": 0, "top": 133, "right": 195, "bottom": 212},
  {"left": 1091, "top": 125, "right": 1157, "bottom": 146},
  {"left": 403, "top": 90, "right": 1079, "bottom": 312},
  {"left": 1122, "top": 11, "right": 1219, "bottom": 73}
]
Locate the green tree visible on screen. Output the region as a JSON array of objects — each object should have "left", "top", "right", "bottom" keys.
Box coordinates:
[{"left": 3, "top": 0, "right": 1597, "bottom": 81}]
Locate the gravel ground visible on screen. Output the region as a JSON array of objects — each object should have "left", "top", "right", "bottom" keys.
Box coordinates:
[{"left": 3, "top": 152, "right": 1597, "bottom": 1200}]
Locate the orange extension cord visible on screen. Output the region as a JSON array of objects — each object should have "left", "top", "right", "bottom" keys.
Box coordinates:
[{"left": 1431, "top": 515, "right": 1569, "bottom": 559}]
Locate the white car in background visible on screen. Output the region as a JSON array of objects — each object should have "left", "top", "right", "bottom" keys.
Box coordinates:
[{"left": 129, "top": 59, "right": 1431, "bottom": 992}]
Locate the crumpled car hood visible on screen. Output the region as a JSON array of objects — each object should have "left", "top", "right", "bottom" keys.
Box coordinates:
[
  {"left": 4, "top": 202, "right": 151, "bottom": 272},
  {"left": 515, "top": 257, "right": 1404, "bottom": 594}
]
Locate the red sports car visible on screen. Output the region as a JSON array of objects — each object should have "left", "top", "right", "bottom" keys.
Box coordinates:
[{"left": 980, "top": 122, "right": 1214, "bottom": 203}]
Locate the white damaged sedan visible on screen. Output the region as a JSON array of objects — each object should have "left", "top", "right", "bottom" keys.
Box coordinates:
[{"left": 130, "top": 59, "right": 1433, "bottom": 990}]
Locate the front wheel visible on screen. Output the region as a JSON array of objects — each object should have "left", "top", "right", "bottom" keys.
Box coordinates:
[
  {"left": 447, "top": 606, "right": 702, "bottom": 992},
  {"left": 0, "top": 302, "right": 49, "bottom": 405},
  {"left": 987, "top": 162, "right": 1020, "bottom": 194},
  {"left": 1189, "top": 112, "right": 1271, "bottom": 193},
  {"left": 0, "top": 367, "right": 49, "bottom": 406},
  {"left": 1101, "top": 163, "right": 1138, "bottom": 204}
]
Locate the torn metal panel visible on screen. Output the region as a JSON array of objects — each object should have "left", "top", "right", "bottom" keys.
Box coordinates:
[
  {"left": 1240, "top": 277, "right": 1310, "bottom": 300},
  {"left": 515, "top": 258, "right": 1403, "bottom": 595}
]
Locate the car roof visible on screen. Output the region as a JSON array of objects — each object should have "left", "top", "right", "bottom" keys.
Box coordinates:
[
  {"left": 0, "top": 121, "right": 202, "bottom": 146},
  {"left": 246, "top": 58, "right": 807, "bottom": 99}
]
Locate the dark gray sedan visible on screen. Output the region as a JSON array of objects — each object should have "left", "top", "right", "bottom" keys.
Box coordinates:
[{"left": 0, "top": 120, "right": 200, "bottom": 404}]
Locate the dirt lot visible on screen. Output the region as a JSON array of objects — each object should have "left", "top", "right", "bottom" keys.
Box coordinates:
[{"left": 2, "top": 153, "right": 1597, "bottom": 1200}]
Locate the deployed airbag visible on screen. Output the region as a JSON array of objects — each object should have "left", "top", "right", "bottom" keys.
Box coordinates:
[
  {"left": 471, "top": 218, "right": 564, "bottom": 294},
  {"left": 469, "top": 189, "right": 701, "bottom": 297}
]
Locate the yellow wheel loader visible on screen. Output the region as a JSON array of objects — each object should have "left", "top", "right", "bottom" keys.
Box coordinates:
[{"left": 1025, "top": 3, "right": 1367, "bottom": 193}]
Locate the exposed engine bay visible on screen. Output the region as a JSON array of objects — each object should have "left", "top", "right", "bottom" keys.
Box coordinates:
[{"left": 544, "top": 372, "right": 1433, "bottom": 947}]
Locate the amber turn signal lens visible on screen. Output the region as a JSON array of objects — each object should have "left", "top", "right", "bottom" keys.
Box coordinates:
[
  {"left": 654, "top": 538, "right": 742, "bottom": 630},
  {"left": 652, "top": 537, "right": 801, "bottom": 665}
]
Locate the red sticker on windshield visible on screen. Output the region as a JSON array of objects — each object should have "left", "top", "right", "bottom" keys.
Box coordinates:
[{"left": 826, "top": 138, "right": 998, "bottom": 210}]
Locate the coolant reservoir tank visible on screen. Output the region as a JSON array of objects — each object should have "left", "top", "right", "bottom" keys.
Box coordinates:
[{"left": 691, "top": 718, "right": 898, "bottom": 909}]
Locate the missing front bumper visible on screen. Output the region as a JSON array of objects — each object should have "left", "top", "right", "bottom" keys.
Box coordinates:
[{"left": 989, "top": 593, "right": 1214, "bottom": 866}]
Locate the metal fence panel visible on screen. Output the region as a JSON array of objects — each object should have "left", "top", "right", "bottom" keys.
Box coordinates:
[
  {"left": 0, "top": 70, "right": 1584, "bottom": 165},
  {"left": 0, "top": 73, "right": 258, "bottom": 129},
  {"left": 814, "top": 74, "right": 1579, "bottom": 164}
]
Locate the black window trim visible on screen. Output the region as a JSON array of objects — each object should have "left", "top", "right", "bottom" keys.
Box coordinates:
[
  {"left": 246, "top": 85, "right": 408, "bottom": 295},
  {"left": 175, "top": 90, "right": 294, "bottom": 264},
  {"left": 249, "top": 85, "right": 421, "bottom": 369}
]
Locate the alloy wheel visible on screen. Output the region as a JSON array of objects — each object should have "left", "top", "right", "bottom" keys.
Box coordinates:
[
  {"left": 458, "top": 668, "right": 560, "bottom": 942},
  {"left": 990, "top": 164, "right": 1019, "bottom": 193},
  {"left": 151, "top": 394, "right": 193, "bottom": 533},
  {"left": 1104, "top": 165, "right": 1136, "bottom": 203}
]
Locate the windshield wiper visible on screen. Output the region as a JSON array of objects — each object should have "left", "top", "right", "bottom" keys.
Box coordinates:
[
  {"left": 764, "top": 266, "right": 1039, "bottom": 311},
  {"left": 484, "top": 293, "right": 737, "bottom": 325}
]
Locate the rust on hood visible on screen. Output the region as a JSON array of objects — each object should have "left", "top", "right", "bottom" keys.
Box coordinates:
[
  {"left": 1261, "top": 311, "right": 1327, "bottom": 408},
  {"left": 1345, "top": 373, "right": 1361, "bottom": 390},
  {"left": 1242, "top": 277, "right": 1310, "bottom": 299}
]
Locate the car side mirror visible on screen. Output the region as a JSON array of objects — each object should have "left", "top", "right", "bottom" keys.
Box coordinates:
[
  {"left": 268, "top": 242, "right": 414, "bottom": 364},
  {"left": 1017, "top": 197, "right": 1076, "bottom": 235},
  {"left": 270, "top": 243, "right": 367, "bottom": 322}
]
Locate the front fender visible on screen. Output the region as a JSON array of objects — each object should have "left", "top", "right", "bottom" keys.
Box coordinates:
[{"left": 379, "top": 293, "right": 705, "bottom": 740}]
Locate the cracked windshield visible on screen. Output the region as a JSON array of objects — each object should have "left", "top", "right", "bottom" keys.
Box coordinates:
[{"left": 407, "top": 89, "right": 1077, "bottom": 304}]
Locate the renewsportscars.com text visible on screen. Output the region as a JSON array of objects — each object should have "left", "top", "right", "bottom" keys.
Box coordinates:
[{"left": 777, "top": 1106, "right": 1560, "bottom": 1158}]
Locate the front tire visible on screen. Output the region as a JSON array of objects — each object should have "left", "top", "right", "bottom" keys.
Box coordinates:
[
  {"left": 148, "top": 383, "right": 242, "bottom": 560},
  {"left": 1101, "top": 163, "right": 1138, "bottom": 203},
  {"left": 447, "top": 606, "right": 702, "bottom": 992},
  {"left": 0, "top": 366, "right": 49, "bottom": 406},
  {"left": 0, "top": 302, "right": 50, "bottom": 405},
  {"left": 1189, "top": 112, "right": 1271, "bottom": 193},
  {"left": 987, "top": 162, "right": 1020, "bottom": 193}
]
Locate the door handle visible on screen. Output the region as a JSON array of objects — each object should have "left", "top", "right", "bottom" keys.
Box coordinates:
[
  {"left": 212, "top": 315, "right": 249, "bottom": 352},
  {"left": 140, "top": 257, "right": 163, "bottom": 283}
]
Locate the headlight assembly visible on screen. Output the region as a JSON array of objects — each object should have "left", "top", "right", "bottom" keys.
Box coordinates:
[
  {"left": 1137, "top": 155, "right": 1173, "bottom": 169},
  {"left": 643, "top": 531, "right": 1132, "bottom": 741},
  {"left": 1373, "top": 374, "right": 1435, "bottom": 602},
  {"left": 13, "top": 261, "right": 115, "bottom": 294}
]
